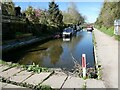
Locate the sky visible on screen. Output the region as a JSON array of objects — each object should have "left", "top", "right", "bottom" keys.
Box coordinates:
[{"left": 13, "top": 1, "right": 103, "bottom": 23}]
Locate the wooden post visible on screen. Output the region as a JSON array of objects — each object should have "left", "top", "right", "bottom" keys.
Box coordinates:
[{"left": 82, "top": 54, "right": 86, "bottom": 78}]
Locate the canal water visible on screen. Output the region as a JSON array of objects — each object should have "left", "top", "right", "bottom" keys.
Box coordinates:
[{"left": 2, "top": 30, "right": 95, "bottom": 70}]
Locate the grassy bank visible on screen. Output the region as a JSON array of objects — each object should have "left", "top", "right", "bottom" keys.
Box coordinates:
[{"left": 95, "top": 25, "right": 120, "bottom": 41}]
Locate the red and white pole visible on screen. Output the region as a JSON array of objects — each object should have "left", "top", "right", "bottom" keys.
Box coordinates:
[{"left": 82, "top": 54, "right": 86, "bottom": 78}]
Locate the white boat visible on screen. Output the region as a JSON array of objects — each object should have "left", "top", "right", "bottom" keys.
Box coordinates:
[{"left": 62, "top": 27, "right": 74, "bottom": 41}]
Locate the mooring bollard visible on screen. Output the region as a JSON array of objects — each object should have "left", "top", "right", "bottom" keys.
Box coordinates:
[{"left": 82, "top": 54, "right": 86, "bottom": 78}]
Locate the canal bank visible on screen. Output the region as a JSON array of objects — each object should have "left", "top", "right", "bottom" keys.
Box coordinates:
[
  {"left": 2, "top": 35, "right": 53, "bottom": 53},
  {"left": 92, "top": 31, "right": 102, "bottom": 80},
  {"left": 94, "top": 28, "right": 118, "bottom": 88}
]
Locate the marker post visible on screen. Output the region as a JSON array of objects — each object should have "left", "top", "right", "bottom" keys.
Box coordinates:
[{"left": 82, "top": 54, "right": 86, "bottom": 78}]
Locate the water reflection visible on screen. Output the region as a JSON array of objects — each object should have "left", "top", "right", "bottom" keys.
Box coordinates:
[
  {"left": 19, "top": 39, "right": 63, "bottom": 66},
  {"left": 6, "top": 31, "right": 94, "bottom": 70},
  {"left": 48, "top": 40, "right": 63, "bottom": 65}
]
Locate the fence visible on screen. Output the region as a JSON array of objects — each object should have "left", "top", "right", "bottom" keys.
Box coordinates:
[{"left": 2, "top": 15, "right": 26, "bottom": 23}]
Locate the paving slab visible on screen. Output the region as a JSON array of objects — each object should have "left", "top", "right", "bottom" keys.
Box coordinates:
[
  {"left": 23, "top": 72, "right": 51, "bottom": 85},
  {"left": 0, "top": 65, "right": 9, "bottom": 72},
  {"left": 62, "top": 76, "right": 84, "bottom": 88},
  {"left": 42, "top": 75, "right": 67, "bottom": 89},
  {"left": 0, "top": 64, "right": 3, "bottom": 67},
  {"left": 0, "top": 82, "right": 32, "bottom": 90},
  {"left": 0, "top": 67, "right": 22, "bottom": 79},
  {"left": 0, "top": 82, "right": 7, "bottom": 89},
  {"left": 86, "top": 79, "right": 105, "bottom": 88},
  {"left": 3, "top": 83, "right": 25, "bottom": 88},
  {"left": 9, "top": 70, "right": 33, "bottom": 83}
]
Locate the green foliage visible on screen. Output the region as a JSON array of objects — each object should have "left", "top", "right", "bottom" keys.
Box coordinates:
[
  {"left": 63, "top": 3, "right": 85, "bottom": 25},
  {"left": 2, "top": 1, "right": 15, "bottom": 15},
  {"left": 0, "top": 59, "right": 7, "bottom": 65},
  {"left": 115, "top": 35, "right": 120, "bottom": 41},
  {"left": 95, "top": 25, "right": 120, "bottom": 41},
  {"left": 95, "top": 25, "right": 114, "bottom": 36},
  {"left": 15, "top": 32, "right": 23, "bottom": 36},
  {"left": 82, "top": 82, "right": 86, "bottom": 90},
  {"left": 39, "top": 10, "right": 48, "bottom": 25},
  {"left": 25, "top": 6, "right": 37, "bottom": 23},
  {"left": 95, "top": 2, "right": 120, "bottom": 41},
  {"left": 24, "top": 63, "right": 49, "bottom": 73},
  {"left": 48, "top": 1, "right": 63, "bottom": 26},
  {"left": 100, "top": 26, "right": 113, "bottom": 36},
  {"left": 92, "top": 32, "right": 97, "bottom": 46},
  {"left": 0, "top": 60, "right": 50, "bottom": 74},
  {"left": 2, "top": 1, "right": 65, "bottom": 38},
  {"left": 95, "top": 2, "right": 120, "bottom": 28},
  {"left": 38, "top": 85, "right": 52, "bottom": 90}
]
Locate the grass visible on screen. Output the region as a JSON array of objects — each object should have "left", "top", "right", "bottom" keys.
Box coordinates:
[
  {"left": 95, "top": 25, "right": 120, "bottom": 41},
  {"left": 82, "top": 82, "right": 86, "bottom": 90},
  {"left": 0, "top": 60, "right": 49, "bottom": 73},
  {"left": 37, "top": 85, "right": 52, "bottom": 90},
  {"left": 97, "top": 66, "right": 102, "bottom": 80},
  {"left": 92, "top": 32, "right": 97, "bottom": 46},
  {"left": 115, "top": 35, "right": 120, "bottom": 41},
  {"left": 24, "top": 63, "right": 49, "bottom": 73}
]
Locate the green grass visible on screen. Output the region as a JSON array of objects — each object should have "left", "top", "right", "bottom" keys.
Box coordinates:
[
  {"left": 92, "top": 32, "right": 97, "bottom": 46},
  {"left": 82, "top": 82, "right": 86, "bottom": 90},
  {"left": 95, "top": 25, "right": 120, "bottom": 41},
  {"left": 99, "top": 26, "right": 114, "bottom": 36},
  {"left": 24, "top": 63, "right": 49, "bottom": 73},
  {"left": 38, "top": 85, "right": 52, "bottom": 90},
  {"left": 115, "top": 35, "right": 120, "bottom": 41},
  {"left": 0, "top": 60, "right": 49, "bottom": 73}
]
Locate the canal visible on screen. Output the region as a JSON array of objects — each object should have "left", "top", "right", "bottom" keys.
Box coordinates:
[{"left": 2, "top": 30, "right": 95, "bottom": 71}]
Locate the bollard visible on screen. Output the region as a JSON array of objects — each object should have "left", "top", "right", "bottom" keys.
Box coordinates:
[{"left": 82, "top": 54, "right": 86, "bottom": 78}]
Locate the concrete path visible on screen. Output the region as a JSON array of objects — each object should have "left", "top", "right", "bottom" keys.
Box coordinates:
[
  {"left": 0, "top": 82, "right": 32, "bottom": 90},
  {"left": 94, "top": 28, "right": 118, "bottom": 88},
  {"left": 0, "top": 64, "right": 106, "bottom": 89}
]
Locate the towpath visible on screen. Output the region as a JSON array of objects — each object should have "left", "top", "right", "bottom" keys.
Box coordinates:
[{"left": 94, "top": 28, "right": 118, "bottom": 88}]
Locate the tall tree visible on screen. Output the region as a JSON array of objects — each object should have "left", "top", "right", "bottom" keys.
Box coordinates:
[
  {"left": 25, "top": 6, "right": 35, "bottom": 22},
  {"left": 48, "top": 1, "right": 63, "bottom": 26},
  {"left": 63, "top": 2, "right": 85, "bottom": 25},
  {"left": 95, "top": 1, "right": 120, "bottom": 27},
  {"left": 2, "top": 1, "right": 15, "bottom": 15}
]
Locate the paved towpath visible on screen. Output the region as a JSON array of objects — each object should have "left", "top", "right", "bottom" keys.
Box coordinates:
[
  {"left": 94, "top": 28, "right": 118, "bottom": 88},
  {"left": 0, "top": 64, "right": 105, "bottom": 89}
]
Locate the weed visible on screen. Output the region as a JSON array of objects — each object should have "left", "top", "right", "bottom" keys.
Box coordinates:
[
  {"left": 38, "top": 85, "right": 52, "bottom": 90},
  {"left": 82, "top": 82, "right": 86, "bottom": 90},
  {"left": 24, "top": 63, "right": 49, "bottom": 73}
]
